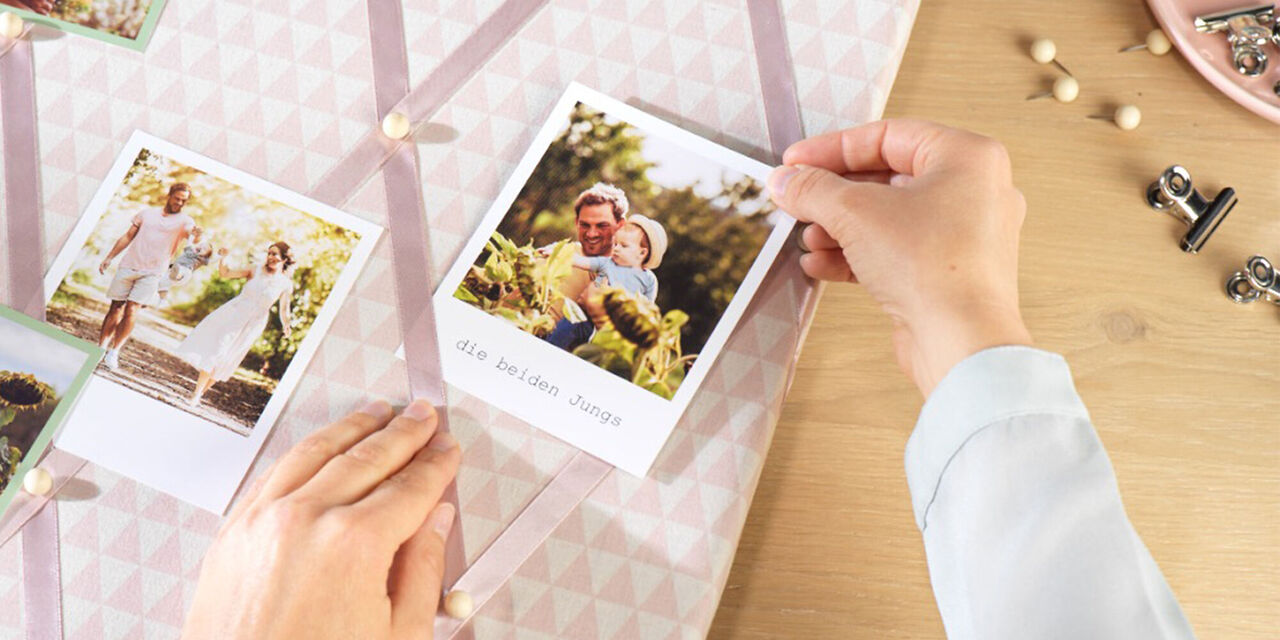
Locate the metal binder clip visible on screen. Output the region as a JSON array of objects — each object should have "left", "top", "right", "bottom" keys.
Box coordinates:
[
  {"left": 1194, "top": 4, "right": 1277, "bottom": 76},
  {"left": 1227, "top": 255, "right": 1280, "bottom": 304},
  {"left": 1145, "top": 165, "right": 1236, "bottom": 253}
]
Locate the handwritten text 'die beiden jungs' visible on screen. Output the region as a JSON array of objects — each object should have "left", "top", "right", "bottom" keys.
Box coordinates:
[{"left": 456, "top": 338, "right": 622, "bottom": 426}]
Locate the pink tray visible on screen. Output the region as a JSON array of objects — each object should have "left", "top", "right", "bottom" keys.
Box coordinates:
[{"left": 1147, "top": 0, "right": 1280, "bottom": 124}]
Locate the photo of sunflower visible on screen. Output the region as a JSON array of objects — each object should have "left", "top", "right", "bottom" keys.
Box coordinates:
[
  {"left": 0, "top": 371, "right": 56, "bottom": 427},
  {"left": 0, "top": 309, "right": 99, "bottom": 509}
]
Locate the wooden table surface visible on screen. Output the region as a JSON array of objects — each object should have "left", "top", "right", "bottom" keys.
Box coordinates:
[{"left": 710, "top": 1, "right": 1280, "bottom": 637}]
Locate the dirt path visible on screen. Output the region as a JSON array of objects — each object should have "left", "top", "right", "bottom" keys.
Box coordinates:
[{"left": 47, "top": 291, "right": 274, "bottom": 436}]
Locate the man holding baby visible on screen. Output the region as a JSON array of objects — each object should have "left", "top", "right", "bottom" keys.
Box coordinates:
[
  {"left": 543, "top": 183, "right": 668, "bottom": 352},
  {"left": 96, "top": 182, "right": 195, "bottom": 371}
]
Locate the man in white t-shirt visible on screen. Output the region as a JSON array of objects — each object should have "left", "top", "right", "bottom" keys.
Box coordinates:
[{"left": 96, "top": 182, "right": 196, "bottom": 371}]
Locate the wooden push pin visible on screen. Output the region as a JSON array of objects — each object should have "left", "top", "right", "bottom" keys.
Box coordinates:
[
  {"left": 1088, "top": 104, "right": 1142, "bottom": 130},
  {"left": 1027, "top": 75, "right": 1080, "bottom": 102},
  {"left": 381, "top": 112, "right": 411, "bottom": 140},
  {"left": 23, "top": 467, "right": 53, "bottom": 496},
  {"left": 0, "top": 12, "right": 24, "bottom": 40},
  {"left": 1119, "top": 29, "right": 1173, "bottom": 55},
  {"left": 443, "top": 590, "right": 474, "bottom": 619},
  {"left": 1029, "top": 38, "right": 1073, "bottom": 76},
  {"left": 1114, "top": 104, "right": 1142, "bottom": 130}
]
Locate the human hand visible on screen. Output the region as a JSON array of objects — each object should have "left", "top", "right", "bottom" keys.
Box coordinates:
[
  {"left": 580, "top": 282, "right": 609, "bottom": 327},
  {"left": 768, "top": 119, "right": 1033, "bottom": 396},
  {"left": 98, "top": 258, "right": 110, "bottom": 275},
  {"left": 182, "top": 399, "right": 461, "bottom": 640},
  {"left": 217, "top": 247, "right": 229, "bottom": 257}
]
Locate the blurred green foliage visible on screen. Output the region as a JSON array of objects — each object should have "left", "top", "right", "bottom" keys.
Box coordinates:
[
  {"left": 53, "top": 147, "right": 360, "bottom": 380},
  {"left": 492, "top": 102, "right": 775, "bottom": 356}
]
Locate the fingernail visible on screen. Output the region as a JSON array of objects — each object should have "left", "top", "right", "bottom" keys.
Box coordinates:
[
  {"left": 428, "top": 502, "right": 456, "bottom": 538},
  {"left": 402, "top": 399, "right": 435, "bottom": 421},
  {"left": 358, "top": 399, "right": 393, "bottom": 419},
  {"left": 428, "top": 431, "right": 457, "bottom": 452},
  {"left": 769, "top": 165, "right": 799, "bottom": 198}
]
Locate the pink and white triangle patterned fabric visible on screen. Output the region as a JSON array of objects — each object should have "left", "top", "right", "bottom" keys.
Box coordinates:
[{"left": 0, "top": 0, "right": 919, "bottom": 637}]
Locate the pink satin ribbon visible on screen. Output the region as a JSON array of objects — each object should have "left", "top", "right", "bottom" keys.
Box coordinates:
[
  {"left": 2, "top": 33, "right": 77, "bottom": 640},
  {"left": 0, "top": 449, "right": 86, "bottom": 547},
  {"left": 6, "top": 0, "right": 815, "bottom": 636},
  {"left": 309, "top": 0, "right": 548, "bottom": 206},
  {"left": 431, "top": 0, "right": 808, "bottom": 634},
  {"left": 435, "top": 452, "right": 613, "bottom": 637},
  {"left": 359, "top": 0, "right": 471, "bottom": 600},
  {"left": 745, "top": 0, "right": 816, "bottom": 394}
]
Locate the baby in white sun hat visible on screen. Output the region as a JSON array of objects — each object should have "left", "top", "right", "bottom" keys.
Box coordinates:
[{"left": 571, "top": 213, "right": 668, "bottom": 301}]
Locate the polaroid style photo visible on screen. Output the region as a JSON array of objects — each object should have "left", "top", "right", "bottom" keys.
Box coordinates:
[
  {"left": 433, "top": 83, "right": 795, "bottom": 476},
  {"left": 44, "top": 131, "right": 381, "bottom": 513},
  {"left": 0, "top": 0, "right": 167, "bottom": 51},
  {"left": 0, "top": 305, "right": 100, "bottom": 519}
]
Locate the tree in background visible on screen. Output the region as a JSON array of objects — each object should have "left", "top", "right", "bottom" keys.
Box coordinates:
[{"left": 493, "top": 102, "right": 775, "bottom": 357}]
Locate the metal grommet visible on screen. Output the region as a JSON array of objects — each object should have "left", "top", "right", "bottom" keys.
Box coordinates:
[
  {"left": 1233, "top": 45, "right": 1267, "bottom": 76},
  {"left": 1227, "top": 272, "right": 1261, "bottom": 303},
  {"left": 1246, "top": 255, "right": 1276, "bottom": 289}
]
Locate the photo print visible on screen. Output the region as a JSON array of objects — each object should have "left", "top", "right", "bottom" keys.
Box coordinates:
[
  {"left": 0, "top": 306, "right": 100, "bottom": 519},
  {"left": 0, "top": 0, "right": 167, "bottom": 51},
  {"left": 434, "top": 84, "right": 795, "bottom": 476},
  {"left": 44, "top": 131, "right": 381, "bottom": 512}
]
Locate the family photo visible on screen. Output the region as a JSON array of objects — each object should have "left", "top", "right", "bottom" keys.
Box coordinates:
[
  {"left": 454, "top": 100, "right": 783, "bottom": 400},
  {"left": 0, "top": 0, "right": 163, "bottom": 45},
  {"left": 0, "top": 307, "right": 98, "bottom": 515},
  {"left": 46, "top": 142, "right": 364, "bottom": 436}
]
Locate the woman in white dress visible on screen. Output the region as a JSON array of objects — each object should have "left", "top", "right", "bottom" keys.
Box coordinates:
[{"left": 175, "top": 242, "right": 295, "bottom": 406}]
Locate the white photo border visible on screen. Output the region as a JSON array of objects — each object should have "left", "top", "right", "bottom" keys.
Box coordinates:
[
  {"left": 433, "top": 83, "right": 795, "bottom": 477},
  {"left": 43, "top": 131, "right": 383, "bottom": 514}
]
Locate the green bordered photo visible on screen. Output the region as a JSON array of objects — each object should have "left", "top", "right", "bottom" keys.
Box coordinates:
[
  {"left": 0, "top": 0, "right": 167, "bottom": 52},
  {"left": 0, "top": 305, "right": 101, "bottom": 518}
]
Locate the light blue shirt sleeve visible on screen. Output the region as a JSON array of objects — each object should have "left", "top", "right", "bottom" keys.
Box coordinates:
[
  {"left": 641, "top": 270, "right": 657, "bottom": 301},
  {"left": 906, "top": 346, "right": 1196, "bottom": 640},
  {"left": 582, "top": 256, "right": 611, "bottom": 271}
]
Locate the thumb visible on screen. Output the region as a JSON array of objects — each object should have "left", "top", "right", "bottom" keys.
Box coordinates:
[
  {"left": 767, "top": 164, "right": 890, "bottom": 248},
  {"left": 389, "top": 501, "right": 455, "bottom": 638}
]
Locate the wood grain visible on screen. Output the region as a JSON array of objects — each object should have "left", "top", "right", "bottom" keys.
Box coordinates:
[{"left": 711, "top": 1, "right": 1280, "bottom": 637}]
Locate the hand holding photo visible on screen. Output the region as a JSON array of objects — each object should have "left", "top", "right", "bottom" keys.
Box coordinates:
[
  {"left": 435, "top": 84, "right": 794, "bottom": 476},
  {"left": 44, "top": 131, "right": 381, "bottom": 513},
  {"left": 0, "top": 306, "right": 100, "bottom": 520}
]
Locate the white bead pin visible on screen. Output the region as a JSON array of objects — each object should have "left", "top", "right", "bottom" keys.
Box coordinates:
[
  {"left": 1119, "top": 29, "right": 1172, "bottom": 55},
  {"left": 1029, "top": 38, "right": 1073, "bottom": 76},
  {"left": 381, "top": 112, "right": 412, "bottom": 140},
  {"left": 23, "top": 467, "right": 53, "bottom": 496},
  {"left": 1088, "top": 104, "right": 1142, "bottom": 130},
  {"left": 443, "top": 589, "right": 474, "bottom": 619},
  {"left": 0, "top": 12, "right": 24, "bottom": 40}
]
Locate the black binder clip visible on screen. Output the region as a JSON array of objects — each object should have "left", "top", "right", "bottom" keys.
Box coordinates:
[
  {"left": 1226, "top": 255, "right": 1280, "bottom": 304},
  {"left": 1145, "top": 165, "right": 1236, "bottom": 253}
]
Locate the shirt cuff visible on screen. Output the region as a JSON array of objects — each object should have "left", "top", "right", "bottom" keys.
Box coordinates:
[{"left": 904, "top": 345, "right": 1090, "bottom": 531}]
